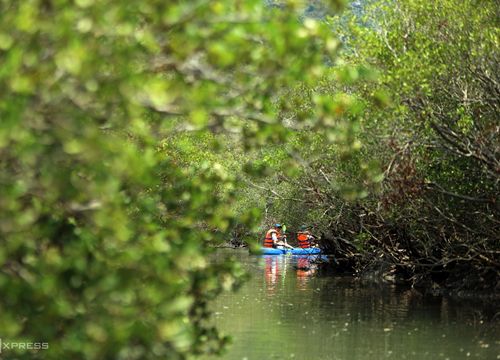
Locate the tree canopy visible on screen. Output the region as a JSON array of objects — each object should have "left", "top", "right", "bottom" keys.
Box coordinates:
[
  {"left": 0, "top": 0, "right": 498, "bottom": 359},
  {"left": 0, "top": 0, "right": 365, "bottom": 359}
]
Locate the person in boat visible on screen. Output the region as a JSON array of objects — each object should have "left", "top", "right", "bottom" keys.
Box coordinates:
[
  {"left": 296, "top": 225, "right": 317, "bottom": 249},
  {"left": 263, "top": 223, "right": 294, "bottom": 249}
]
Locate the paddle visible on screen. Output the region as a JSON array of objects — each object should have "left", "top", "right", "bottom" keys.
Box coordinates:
[{"left": 281, "top": 224, "right": 295, "bottom": 251}]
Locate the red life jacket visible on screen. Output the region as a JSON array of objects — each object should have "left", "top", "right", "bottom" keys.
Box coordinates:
[
  {"left": 264, "top": 229, "right": 279, "bottom": 248},
  {"left": 297, "top": 231, "right": 311, "bottom": 248}
]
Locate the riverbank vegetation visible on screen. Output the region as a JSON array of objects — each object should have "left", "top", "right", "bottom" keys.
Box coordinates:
[
  {"left": 243, "top": 0, "right": 499, "bottom": 295},
  {"left": 0, "top": 0, "right": 498, "bottom": 359}
]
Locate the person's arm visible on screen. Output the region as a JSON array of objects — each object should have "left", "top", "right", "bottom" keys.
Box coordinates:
[
  {"left": 307, "top": 233, "right": 316, "bottom": 246},
  {"left": 271, "top": 232, "right": 278, "bottom": 245}
]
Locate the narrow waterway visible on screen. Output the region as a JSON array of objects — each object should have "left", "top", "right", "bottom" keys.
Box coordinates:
[{"left": 202, "top": 249, "right": 498, "bottom": 360}]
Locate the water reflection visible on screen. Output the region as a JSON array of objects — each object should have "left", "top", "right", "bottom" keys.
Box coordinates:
[
  {"left": 264, "top": 256, "right": 280, "bottom": 296},
  {"left": 296, "top": 256, "right": 318, "bottom": 291},
  {"left": 264, "top": 255, "right": 320, "bottom": 294},
  {"left": 202, "top": 249, "right": 499, "bottom": 360}
]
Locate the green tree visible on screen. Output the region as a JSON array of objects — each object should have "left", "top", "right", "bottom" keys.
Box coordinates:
[
  {"left": 315, "top": 0, "right": 498, "bottom": 287},
  {"left": 0, "top": 0, "right": 354, "bottom": 359},
  {"left": 250, "top": 0, "right": 498, "bottom": 289}
]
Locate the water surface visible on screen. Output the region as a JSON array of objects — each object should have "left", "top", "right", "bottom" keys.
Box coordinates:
[{"left": 203, "top": 249, "right": 498, "bottom": 360}]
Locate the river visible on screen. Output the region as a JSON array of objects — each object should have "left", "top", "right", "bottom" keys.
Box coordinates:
[{"left": 201, "top": 249, "right": 498, "bottom": 360}]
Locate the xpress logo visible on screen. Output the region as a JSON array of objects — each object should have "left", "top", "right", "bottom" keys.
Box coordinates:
[{"left": 0, "top": 338, "right": 49, "bottom": 353}]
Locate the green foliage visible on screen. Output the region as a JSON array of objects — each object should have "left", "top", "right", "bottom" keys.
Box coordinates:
[
  {"left": 0, "top": 0, "right": 356, "bottom": 359},
  {"left": 338, "top": 0, "right": 499, "bottom": 204},
  {"left": 324, "top": 0, "right": 498, "bottom": 288},
  {"left": 248, "top": 0, "right": 498, "bottom": 290}
]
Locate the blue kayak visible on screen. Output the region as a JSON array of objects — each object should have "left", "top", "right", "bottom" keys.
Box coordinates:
[{"left": 259, "top": 247, "right": 322, "bottom": 255}]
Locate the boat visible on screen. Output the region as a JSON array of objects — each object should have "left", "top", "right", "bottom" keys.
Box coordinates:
[{"left": 259, "top": 247, "right": 322, "bottom": 255}]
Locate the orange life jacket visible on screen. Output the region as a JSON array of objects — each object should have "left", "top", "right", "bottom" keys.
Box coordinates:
[
  {"left": 297, "top": 231, "right": 311, "bottom": 248},
  {"left": 264, "top": 229, "right": 279, "bottom": 248}
]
